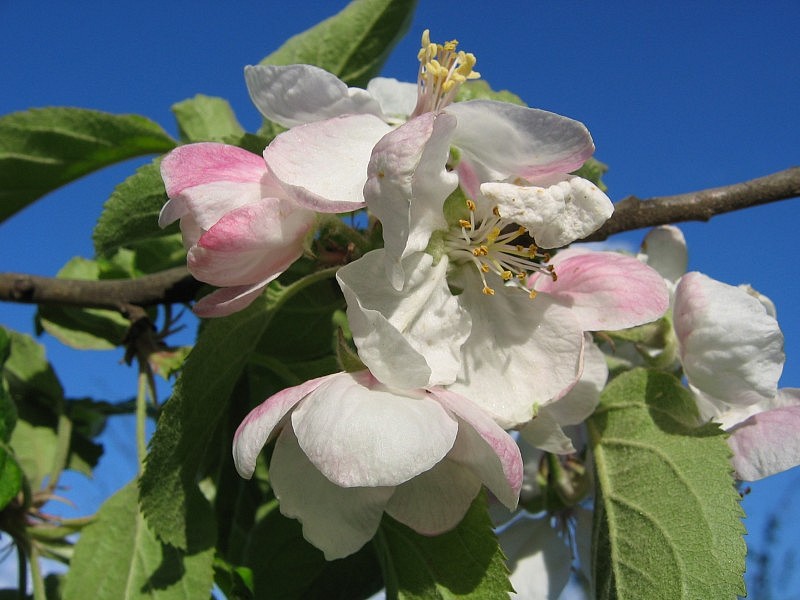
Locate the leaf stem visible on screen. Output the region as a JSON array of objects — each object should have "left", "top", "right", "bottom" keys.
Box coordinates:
[
  {"left": 135, "top": 362, "right": 151, "bottom": 476},
  {"left": 28, "top": 545, "right": 46, "bottom": 600}
]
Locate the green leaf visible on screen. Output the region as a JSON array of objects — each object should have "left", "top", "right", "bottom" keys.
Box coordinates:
[
  {"left": 92, "top": 159, "right": 174, "bottom": 258},
  {"left": 259, "top": 0, "right": 417, "bottom": 87},
  {"left": 377, "top": 492, "right": 512, "bottom": 599},
  {"left": 3, "top": 330, "right": 64, "bottom": 412},
  {"left": 140, "top": 268, "right": 337, "bottom": 550},
  {"left": 36, "top": 257, "right": 131, "bottom": 350},
  {"left": 63, "top": 481, "right": 214, "bottom": 600},
  {"left": 0, "top": 447, "right": 22, "bottom": 510},
  {"left": 0, "top": 107, "right": 175, "bottom": 222},
  {"left": 588, "top": 368, "right": 746, "bottom": 599},
  {"left": 572, "top": 157, "right": 609, "bottom": 192},
  {"left": 171, "top": 94, "right": 245, "bottom": 143},
  {"left": 455, "top": 80, "right": 526, "bottom": 106},
  {"left": 242, "top": 504, "right": 382, "bottom": 599}
]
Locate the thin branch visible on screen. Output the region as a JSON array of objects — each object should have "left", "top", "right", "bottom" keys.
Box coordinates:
[
  {"left": 0, "top": 266, "right": 200, "bottom": 310},
  {"left": 0, "top": 167, "right": 798, "bottom": 311},
  {"left": 584, "top": 166, "right": 800, "bottom": 242}
]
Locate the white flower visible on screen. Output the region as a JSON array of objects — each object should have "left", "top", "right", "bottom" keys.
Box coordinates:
[{"left": 232, "top": 370, "right": 522, "bottom": 559}]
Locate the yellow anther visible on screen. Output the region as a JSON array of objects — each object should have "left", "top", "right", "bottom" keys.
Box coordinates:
[
  {"left": 421, "top": 29, "right": 431, "bottom": 47},
  {"left": 458, "top": 219, "right": 472, "bottom": 229},
  {"left": 529, "top": 289, "right": 538, "bottom": 300},
  {"left": 527, "top": 244, "right": 538, "bottom": 257},
  {"left": 517, "top": 272, "right": 526, "bottom": 280},
  {"left": 501, "top": 270, "right": 513, "bottom": 281},
  {"left": 466, "top": 199, "right": 476, "bottom": 211},
  {"left": 443, "top": 39, "right": 458, "bottom": 52},
  {"left": 480, "top": 263, "right": 490, "bottom": 273},
  {"left": 492, "top": 206, "right": 501, "bottom": 217},
  {"left": 482, "top": 286, "right": 495, "bottom": 296},
  {"left": 478, "top": 245, "right": 489, "bottom": 255},
  {"left": 543, "top": 252, "right": 551, "bottom": 262},
  {"left": 487, "top": 227, "right": 501, "bottom": 243}
]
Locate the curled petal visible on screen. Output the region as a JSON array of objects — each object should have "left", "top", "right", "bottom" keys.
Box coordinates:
[
  {"left": 291, "top": 372, "right": 458, "bottom": 487},
  {"left": 519, "top": 411, "right": 576, "bottom": 454},
  {"left": 188, "top": 199, "right": 313, "bottom": 287},
  {"left": 483, "top": 176, "right": 613, "bottom": 249},
  {"left": 728, "top": 393, "right": 800, "bottom": 481},
  {"left": 245, "top": 64, "right": 384, "bottom": 128},
  {"left": 365, "top": 112, "right": 458, "bottom": 288},
  {"left": 447, "top": 100, "right": 595, "bottom": 180},
  {"left": 674, "top": 272, "right": 785, "bottom": 416},
  {"left": 431, "top": 387, "right": 523, "bottom": 509},
  {"left": 337, "top": 250, "right": 470, "bottom": 389},
  {"left": 270, "top": 427, "right": 394, "bottom": 560},
  {"left": 532, "top": 251, "right": 669, "bottom": 331},
  {"left": 639, "top": 225, "right": 688, "bottom": 284},
  {"left": 232, "top": 375, "right": 330, "bottom": 478},
  {"left": 193, "top": 279, "right": 272, "bottom": 318},
  {"left": 264, "top": 114, "right": 391, "bottom": 212}
]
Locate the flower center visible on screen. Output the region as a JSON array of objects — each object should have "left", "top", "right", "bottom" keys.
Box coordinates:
[
  {"left": 411, "top": 29, "right": 480, "bottom": 117},
  {"left": 444, "top": 198, "right": 557, "bottom": 298}
]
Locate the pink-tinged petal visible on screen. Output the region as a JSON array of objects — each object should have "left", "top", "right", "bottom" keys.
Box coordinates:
[
  {"left": 264, "top": 113, "right": 391, "bottom": 213},
  {"left": 337, "top": 251, "right": 469, "bottom": 389},
  {"left": 500, "top": 516, "right": 572, "bottom": 600},
  {"left": 245, "top": 64, "right": 384, "bottom": 128},
  {"left": 639, "top": 225, "right": 687, "bottom": 284},
  {"left": 447, "top": 277, "right": 584, "bottom": 428},
  {"left": 188, "top": 199, "right": 313, "bottom": 287},
  {"left": 483, "top": 176, "right": 613, "bottom": 249},
  {"left": 160, "top": 142, "right": 267, "bottom": 199},
  {"left": 232, "top": 375, "right": 330, "bottom": 478},
  {"left": 365, "top": 112, "right": 458, "bottom": 289},
  {"left": 291, "top": 372, "right": 458, "bottom": 487},
  {"left": 447, "top": 100, "right": 595, "bottom": 180},
  {"left": 193, "top": 279, "right": 273, "bottom": 318},
  {"left": 270, "top": 427, "right": 394, "bottom": 560},
  {"left": 728, "top": 404, "right": 800, "bottom": 481},
  {"left": 385, "top": 459, "right": 481, "bottom": 535},
  {"left": 674, "top": 272, "right": 785, "bottom": 413},
  {"left": 532, "top": 251, "right": 669, "bottom": 331},
  {"left": 366, "top": 77, "right": 418, "bottom": 122},
  {"left": 431, "top": 387, "right": 523, "bottom": 509}
]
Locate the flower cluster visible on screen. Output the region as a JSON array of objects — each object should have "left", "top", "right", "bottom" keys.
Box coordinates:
[{"left": 160, "top": 31, "right": 677, "bottom": 559}]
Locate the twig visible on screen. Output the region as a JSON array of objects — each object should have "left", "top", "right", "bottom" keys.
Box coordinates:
[{"left": 584, "top": 166, "right": 800, "bottom": 242}]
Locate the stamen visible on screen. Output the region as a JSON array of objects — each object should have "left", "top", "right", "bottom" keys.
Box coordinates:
[
  {"left": 443, "top": 197, "right": 558, "bottom": 300},
  {"left": 412, "top": 29, "right": 480, "bottom": 117}
]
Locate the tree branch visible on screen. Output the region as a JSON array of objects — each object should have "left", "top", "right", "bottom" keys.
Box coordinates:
[
  {"left": 583, "top": 166, "right": 800, "bottom": 242},
  {"left": 0, "top": 266, "right": 200, "bottom": 311},
  {"left": 1, "top": 167, "right": 798, "bottom": 312}
]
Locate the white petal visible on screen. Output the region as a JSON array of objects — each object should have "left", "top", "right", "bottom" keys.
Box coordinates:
[
  {"left": 232, "top": 375, "right": 330, "bottom": 478},
  {"left": 245, "top": 64, "right": 384, "bottom": 128},
  {"left": 264, "top": 114, "right": 392, "bottom": 212},
  {"left": 270, "top": 427, "right": 394, "bottom": 560},
  {"left": 500, "top": 516, "right": 573, "bottom": 600},
  {"left": 519, "top": 411, "right": 576, "bottom": 454},
  {"left": 365, "top": 112, "right": 458, "bottom": 288},
  {"left": 447, "top": 100, "right": 595, "bottom": 180},
  {"left": 432, "top": 388, "right": 524, "bottom": 509},
  {"left": 728, "top": 399, "right": 800, "bottom": 481},
  {"left": 638, "top": 225, "right": 688, "bottom": 284},
  {"left": 366, "top": 77, "right": 418, "bottom": 122},
  {"left": 193, "top": 279, "right": 272, "bottom": 318},
  {"left": 674, "top": 272, "right": 785, "bottom": 417},
  {"left": 291, "top": 372, "right": 458, "bottom": 487},
  {"left": 482, "top": 176, "right": 613, "bottom": 248},
  {"left": 385, "top": 459, "right": 481, "bottom": 535},
  {"left": 447, "top": 277, "right": 584, "bottom": 428},
  {"left": 545, "top": 338, "right": 608, "bottom": 426},
  {"left": 337, "top": 250, "right": 470, "bottom": 389}
]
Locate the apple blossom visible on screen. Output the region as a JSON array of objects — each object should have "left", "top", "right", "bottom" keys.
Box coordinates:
[
  {"left": 159, "top": 142, "right": 317, "bottom": 317},
  {"left": 639, "top": 226, "right": 800, "bottom": 480},
  {"left": 232, "top": 370, "right": 523, "bottom": 559},
  {"left": 337, "top": 114, "right": 669, "bottom": 429}
]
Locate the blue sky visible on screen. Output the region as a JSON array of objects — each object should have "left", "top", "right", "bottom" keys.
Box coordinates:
[{"left": 1, "top": 0, "right": 799, "bottom": 594}]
